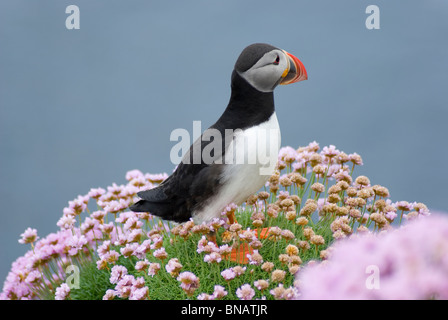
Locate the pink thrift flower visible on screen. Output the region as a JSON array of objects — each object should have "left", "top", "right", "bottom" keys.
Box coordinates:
[
  {"left": 278, "top": 146, "right": 297, "bottom": 163},
  {"left": 177, "top": 271, "right": 200, "bottom": 296},
  {"left": 165, "top": 258, "right": 183, "bottom": 276},
  {"left": 88, "top": 187, "right": 106, "bottom": 199},
  {"left": 102, "top": 289, "right": 116, "bottom": 300},
  {"left": 127, "top": 229, "right": 144, "bottom": 243},
  {"left": 150, "top": 236, "right": 163, "bottom": 250},
  {"left": 153, "top": 247, "right": 168, "bottom": 260},
  {"left": 25, "top": 270, "right": 41, "bottom": 284},
  {"left": 120, "top": 242, "right": 139, "bottom": 258},
  {"left": 81, "top": 217, "right": 99, "bottom": 234},
  {"left": 55, "top": 283, "right": 70, "bottom": 300},
  {"left": 209, "top": 218, "right": 225, "bottom": 231},
  {"left": 147, "top": 263, "right": 161, "bottom": 277},
  {"left": 247, "top": 249, "right": 263, "bottom": 266},
  {"left": 110, "top": 265, "right": 128, "bottom": 284},
  {"left": 97, "top": 240, "right": 111, "bottom": 258},
  {"left": 218, "top": 244, "right": 232, "bottom": 257},
  {"left": 204, "top": 252, "right": 222, "bottom": 264},
  {"left": 135, "top": 259, "right": 150, "bottom": 272},
  {"left": 236, "top": 284, "right": 255, "bottom": 300},
  {"left": 221, "top": 203, "right": 238, "bottom": 217},
  {"left": 212, "top": 285, "right": 227, "bottom": 299},
  {"left": 18, "top": 228, "right": 38, "bottom": 244},
  {"left": 103, "top": 250, "right": 120, "bottom": 264},
  {"left": 57, "top": 215, "right": 76, "bottom": 230},
  {"left": 130, "top": 286, "right": 149, "bottom": 300},
  {"left": 221, "top": 268, "right": 236, "bottom": 281},
  {"left": 68, "top": 235, "right": 88, "bottom": 256},
  {"left": 145, "top": 173, "right": 168, "bottom": 183},
  {"left": 395, "top": 201, "right": 413, "bottom": 211},
  {"left": 348, "top": 152, "right": 363, "bottom": 165},
  {"left": 197, "top": 293, "right": 214, "bottom": 300},
  {"left": 125, "top": 169, "right": 144, "bottom": 181},
  {"left": 133, "top": 239, "right": 152, "bottom": 259},
  {"left": 100, "top": 222, "right": 115, "bottom": 235},
  {"left": 68, "top": 198, "right": 87, "bottom": 215},
  {"left": 321, "top": 145, "right": 340, "bottom": 159},
  {"left": 307, "top": 141, "right": 320, "bottom": 151},
  {"left": 196, "top": 285, "right": 227, "bottom": 301},
  {"left": 297, "top": 215, "right": 448, "bottom": 300},
  {"left": 115, "top": 275, "right": 135, "bottom": 299}
]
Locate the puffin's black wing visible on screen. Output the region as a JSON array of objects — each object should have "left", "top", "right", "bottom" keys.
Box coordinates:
[{"left": 130, "top": 133, "right": 226, "bottom": 223}]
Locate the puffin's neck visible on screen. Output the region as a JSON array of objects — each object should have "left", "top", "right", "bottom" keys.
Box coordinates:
[{"left": 213, "top": 70, "right": 275, "bottom": 131}]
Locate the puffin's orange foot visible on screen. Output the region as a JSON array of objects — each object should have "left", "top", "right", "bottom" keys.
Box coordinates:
[
  {"left": 228, "top": 243, "right": 253, "bottom": 264},
  {"left": 257, "top": 227, "right": 271, "bottom": 239}
]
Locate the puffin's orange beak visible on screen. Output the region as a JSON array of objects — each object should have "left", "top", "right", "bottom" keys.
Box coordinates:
[{"left": 280, "top": 51, "right": 308, "bottom": 85}]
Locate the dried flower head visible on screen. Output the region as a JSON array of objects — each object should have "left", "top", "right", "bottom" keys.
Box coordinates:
[
  {"left": 300, "top": 203, "right": 318, "bottom": 217},
  {"left": 336, "top": 180, "right": 349, "bottom": 191},
  {"left": 280, "top": 177, "right": 293, "bottom": 188},
  {"left": 358, "top": 187, "right": 374, "bottom": 199},
  {"left": 278, "top": 254, "right": 290, "bottom": 265},
  {"left": 247, "top": 250, "right": 263, "bottom": 265},
  {"left": 295, "top": 217, "right": 309, "bottom": 226},
  {"left": 286, "top": 211, "right": 297, "bottom": 221},
  {"left": 355, "top": 175, "right": 370, "bottom": 187},
  {"left": 372, "top": 185, "right": 390, "bottom": 198},
  {"left": 257, "top": 191, "right": 270, "bottom": 201},
  {"left": 310, "top": 235, "right": 325, "bottom": 246},
  {"left": 261, "top": 262, "right": 275, "bottom": 273},
  {"left": 303, "top": 227, "right": 315, "bottom": 240},
  {"left": 311, "top": 182, "right": 325, "bottom": 194},
  {"left": 229, "top": 223, "right": 242, "bottom": 233},
  {"left": 290, "top": 255, "right": 302, "bottom": 266},
  {"left": 327, "top": 193, "right": 341, "bottom": 204},
  {"left": 349, "top": 153, "right": 363, "bottom": 165},
  {"left": 254, "top": 279, "right": 269, "bottom": 292},
  {"left": 312, "top": 164, "right": 326, "bottom": 175},
  {"left": 286, "top": 244, "right": 299, "bottom": 256},
  {"left": 290, "top": 173, "right": 307, "bottom": 186},
  {"left": 232, "top": 266, "right": 246, "bottom": 277},
  {"left": 246, "top": 194, "right": 258, "bottom": 206},
  {"left": 271, "top": 269, "right": 286, "bottom": 283}
]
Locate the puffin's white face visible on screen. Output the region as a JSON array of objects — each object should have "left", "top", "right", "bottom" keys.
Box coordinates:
[{"left": 237, "top": 49, "right": 307, "bottom": 93}]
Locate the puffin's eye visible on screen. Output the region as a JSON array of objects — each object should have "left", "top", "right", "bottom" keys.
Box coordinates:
[{"left": 273, "top": 55, "right": 280, "bottom": 65}]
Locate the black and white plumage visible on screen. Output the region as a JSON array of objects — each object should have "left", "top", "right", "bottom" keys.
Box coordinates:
[{"left": 130, "top": 43, "right": 307, "bottom": 224}]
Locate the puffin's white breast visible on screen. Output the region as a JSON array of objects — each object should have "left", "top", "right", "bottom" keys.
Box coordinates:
[{"left": 193, "top": 112, "right": 281, "bottom": 224}]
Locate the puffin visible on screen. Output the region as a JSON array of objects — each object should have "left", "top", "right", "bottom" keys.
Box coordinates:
[{"left": 130, "top": 43, "right": 307, "bottom": 224}]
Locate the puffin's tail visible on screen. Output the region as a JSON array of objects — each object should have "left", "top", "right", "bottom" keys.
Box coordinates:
[
  {"left": 129, "top": 187, "right": 171, "bottom": 218},
  {"left": 129, "top": 199, "right": 170, "bottom": 216}
]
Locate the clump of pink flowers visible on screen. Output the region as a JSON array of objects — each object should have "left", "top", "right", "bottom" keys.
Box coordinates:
[
  {"left": 296, "top": 214, "right": 448, "bottom": 299},
  {"left": 0, "top": 142, "right": 442, "bottom": 300}
]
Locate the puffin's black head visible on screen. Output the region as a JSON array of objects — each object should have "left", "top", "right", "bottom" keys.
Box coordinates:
[{"left": 234, "top": 43, "right": 308, "bottom": 92}]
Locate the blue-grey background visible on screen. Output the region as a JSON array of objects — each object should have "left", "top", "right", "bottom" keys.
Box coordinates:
[{"left": 1, "top": 0, "right": 447, "bottom": 284}]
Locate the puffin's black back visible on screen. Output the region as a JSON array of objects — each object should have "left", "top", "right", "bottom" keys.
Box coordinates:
[{"left": 130, "top": 45, "right": 277, "bottom": 223}]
